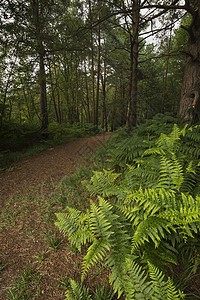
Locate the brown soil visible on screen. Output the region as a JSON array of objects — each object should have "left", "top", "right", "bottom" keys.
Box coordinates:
[{"left": 0, "top": 133, "right": 112, "bottom": 300}]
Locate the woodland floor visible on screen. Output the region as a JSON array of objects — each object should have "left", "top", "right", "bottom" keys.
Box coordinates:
[{"left": 0, "top": 133, "right": 112, "bottom": 300}]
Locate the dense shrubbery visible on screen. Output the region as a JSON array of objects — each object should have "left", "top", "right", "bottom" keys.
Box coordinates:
[
  {"left": 55, "top": 114, "right": 200, "bottom": 299},
  {"left": 0, "top": 121, "right": 101, "bottom": 169}
]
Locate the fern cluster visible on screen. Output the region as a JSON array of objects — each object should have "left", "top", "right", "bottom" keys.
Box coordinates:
[{"left": 55, "top": 115, "right": 200, "bottom": 299}]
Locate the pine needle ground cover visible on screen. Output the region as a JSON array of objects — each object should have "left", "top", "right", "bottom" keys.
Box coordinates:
[{"left": 56, "top": 114, "right": 200, "bottom": 299}]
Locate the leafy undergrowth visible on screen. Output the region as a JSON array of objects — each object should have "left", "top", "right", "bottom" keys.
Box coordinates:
[
  {"left": 0, "top": 164, "right": 117, "bottom": 299},
  {"left": 55, "top": 113, "right": 200, "bottom": 299},
  {"left": 0, "top": 121, "right": 101, "bottom": 170},
  {"left": 1, "top": 113, "right": 200, "bottom": 299}
]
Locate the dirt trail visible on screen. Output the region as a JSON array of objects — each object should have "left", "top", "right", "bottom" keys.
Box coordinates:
[
  {"left": 0, "top": 133, "right": 112, "bottom": 300},
  {"left": 0, "top": 133, "right": 111, "bottom": 207}
]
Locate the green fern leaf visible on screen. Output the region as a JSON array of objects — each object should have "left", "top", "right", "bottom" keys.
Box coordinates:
[
  {"left": 132, "top": 217, "right": 170, "bottom": 250},
  {"left": 65, "top": 279, "right": 91, "bottom": 300},
  {"left": 148, "top": 262, "right": 167, "bottom": 299},
  {"left": 166, "top": 278, "right": 184, "bottom": 300},
  {"left": 81, "top": 238, "right": 110, "bottom": 280}
]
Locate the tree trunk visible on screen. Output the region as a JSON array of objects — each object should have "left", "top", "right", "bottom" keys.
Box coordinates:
[
  {"left": 48, "top": 61, "right": 60, "bottom": 123},
  {"left": 84, "top": 64, "right": 91, "bottom": 122},
  {"left": 178, "top": 3, "right": 200, "bottom": 125},
  {"left": 101, "top": 61, "right": 107, "bottom": 131},
  {"left": 39, "top": 50, "right": 48, "bottom": 129},
  {"left": 0, "top": 57, "right": 17, "bottom": 127},
  {"left": 162, "top": 27, "right": 172, "bottom": 113},
  {"left": 89, "top": 0, "right": 95, "bottom": 126},
  {"left": 126, "top": 0, "right": 139, "bottom": 128},
  {"left": 95, "top": 22, "right": 101, "bottom": 128},
  {"left": 120, "top": 81, "right": 126, "bottom": 126},
  {"left": 32, "top": 0, "right": 48, "bottom": 129},
  {"left": 111, "top": 86, "right": 117, "bottom": 132}
]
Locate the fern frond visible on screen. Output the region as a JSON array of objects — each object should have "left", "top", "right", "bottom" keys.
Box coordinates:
[
  {"left": 158, "top": 156, "right": 183, "bottom": 191},
  {"left": 55, "top": 208, "right": 94, "bottom": 251},
  {"left": 132, "top": 217, "right": 170, "bottom": 250},
  {"left": 144, "top": 242, "right": 178, "bottom": 267},
  {"left": 166, "top": 278, "right": 185, "bottom": 300},
  {"left": 90, "top": 198, "right": 113, "bottom": 239},
  {"left": 142, "top": 147, "right": 165, "bottom": 157},
  {"left": 65, "top": 279, "right": 91, "bottom": 300},
  {"left": 148, "top": 262, "right": 168, "bottom": 299},
  {"left": 81, "top": 238, "right": 110, "bottom": 280},
  {"left": 156, "top": 124, "right": 181, "bottom": 154},
  {"left": 82, "top": 169, "right": 120, "bottom": 197},
  {"left": 148, "top": 262, "right": 183, "bottom": 299},
  {"left": 126, "top": 258, "right": 153, "bottom": 299}
]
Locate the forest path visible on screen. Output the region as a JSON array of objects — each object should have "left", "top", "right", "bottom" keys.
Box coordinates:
[
  {"left": 0, "top": 132, "right": 111, "bottom": 207},
  {"left": 0, "top": 132, "right": 112, "bottom": 300}
]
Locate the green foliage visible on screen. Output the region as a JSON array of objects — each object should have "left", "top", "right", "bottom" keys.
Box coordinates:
[
  {"left": 0, "top": 121, "right": 100, "bottom": 169},
  {"left": 7, "top": 268, "right": 41, "bottom": 299},
  {"left": 82, "top": 169, "right": 121, "bottom": 197},
  {"left": 65, "top": 279, "right": 92, "bottom": 300},
  {"left": 56, "top": 118, "right": 200, "bottom": 299},
  {"left": 64, "top": 279, "right": 116, "bottom": 300},
  {"left": 103, "top": 113, "right": 178, "bottom": 171}
]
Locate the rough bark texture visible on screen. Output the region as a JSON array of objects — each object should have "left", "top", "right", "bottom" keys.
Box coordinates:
[{"left": 178, "top": 2, "right": 200, "bottom": 125}]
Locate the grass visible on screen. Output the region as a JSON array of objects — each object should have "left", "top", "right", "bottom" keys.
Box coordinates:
[
  {"left": 42, "top": 229, "right": 63, "bottom": 252},
  {"left": 7, "top": 268, "right": 42, "bottom": 299}
]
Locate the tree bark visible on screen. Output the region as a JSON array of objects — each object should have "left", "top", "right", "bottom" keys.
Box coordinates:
[
  {"left": 49, "top": 61, "right": 60, "bottom": 123},
  {"left": 89, "top": 0, "right": 96, "bottom": 126},
  {"left": 84, "top": 64, "right": 91, "bottom": 122},
  {"left": 111, "top": 86, "right": 117, "bottom": 132},
  {"left": 32, "top": 0, "right": 48, "bottom": 129},
  {"left": 178, "top": 2, "right": 200, "bottom": 125},
  {"left": 120, "top": 81, "right": 126, "bottom": 126},
  {"left": 162, "top": 27, "right": 172, "bottom": 113},
  {"left": 95, "top": 21, "right": 101, "bottom": 128},
  {"left": 126, "top": 0, "right": 139, "bottom": 128},
  {"left": 39, "top": 50, "right": 48, "bottom": 129},
  {"left": 101, "top": 60, "right": 107, "bottom": 131}
]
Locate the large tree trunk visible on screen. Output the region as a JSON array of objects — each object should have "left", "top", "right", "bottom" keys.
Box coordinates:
[{"left": 178, "top": 3, "right": 200, "bottom": 125}]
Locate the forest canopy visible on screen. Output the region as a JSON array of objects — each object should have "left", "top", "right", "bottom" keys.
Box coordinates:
[{"left": 1, "top": 0, "right": 200, "bottom": 142}]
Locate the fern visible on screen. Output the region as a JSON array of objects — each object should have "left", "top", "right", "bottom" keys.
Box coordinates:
[
  {"left": 65, "top": 279, "right": 92, "bottom": 300},
  {"left": 126, "top": 259, "right": 153, "bottom": 300},
  {"left": 55, "top": 119, "right": 200, "bottom": 299},
  {"left": 131, "top": 217, "right": 170, "bottom": 250},
  {"left": 82, "top": 238, "right": 110, "bottom": 279},
  {"left": 158, "top": 156, "right": 183, "bottom": 191},
  {"left": 82, "top": 169, "right": 120, "bottom": 197},
  {"left": 148, "top": 263, "right": 183, "bottom": 300},
  {"left": 55, "top": 208, "right": 94, "bottom": 251}
]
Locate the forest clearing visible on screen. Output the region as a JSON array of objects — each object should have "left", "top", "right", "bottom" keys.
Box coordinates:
[{"left": 1, "top": 0, "right": 200, "bottom": 299}]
